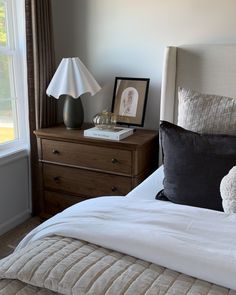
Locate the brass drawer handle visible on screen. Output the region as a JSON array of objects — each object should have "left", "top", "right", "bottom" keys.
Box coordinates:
[
  {"left": 111, "top": 186, "right": 117, "bottom": 192},
  {"left": 52, "top": 149, "right": 60, "bottom": 154},
  {"left": 111, "top": 158, "right": 118, "bottom": 164},
  {"left": 53, "top": 176, "right": 61, "bottom": 183}
]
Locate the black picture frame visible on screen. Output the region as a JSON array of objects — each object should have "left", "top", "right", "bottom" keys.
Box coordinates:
[{"left": 111, "top": 77, "right": 150, "bottom": 127}]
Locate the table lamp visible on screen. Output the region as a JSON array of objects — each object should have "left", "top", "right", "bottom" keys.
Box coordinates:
[{"left": 46, "top": 57, "right": 101, "bottom": 129}]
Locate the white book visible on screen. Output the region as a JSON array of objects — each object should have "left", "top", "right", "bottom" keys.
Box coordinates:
[{"left": 84, "top": 127, "right": 134, "bottom": 140}]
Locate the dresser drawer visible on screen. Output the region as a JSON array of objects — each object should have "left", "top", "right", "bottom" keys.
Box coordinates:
[
  {"left": 43, "top": 163, "right": 131, "bottom": 196},
  {"left": 42, "top": 139, "right": 132, "bottom": 175},
  {"left": 43, "top": 191, "right": 87, "bottom": 217}
]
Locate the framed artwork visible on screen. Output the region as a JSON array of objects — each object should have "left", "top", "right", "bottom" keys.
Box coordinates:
[{"left": 111, "top": 77, "right": 150, "bottom": 126}]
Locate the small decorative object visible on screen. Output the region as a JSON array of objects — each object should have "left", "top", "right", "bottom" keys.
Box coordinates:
[
  {"left": 220, "top": 166, "right": 236, "bottom": 213},
  {"left": 46, "top": 57, "right": 101, "bottom": 129},
  {"left": 84, "top": 126, "right": 133, "bottom": 141},
  {"left": 93, "top": 110, "right": 116, "bottom": 130},
  {"left": 111, "top": 77, "right": 149, "bottom": 126}
]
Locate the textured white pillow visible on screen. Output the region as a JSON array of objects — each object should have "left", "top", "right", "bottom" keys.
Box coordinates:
[
  {"left": 220, "top": 166, "right": 236, "bottom": 213},
  {"left": 178, "top": 87, "right": 236, "bottom": 135}
]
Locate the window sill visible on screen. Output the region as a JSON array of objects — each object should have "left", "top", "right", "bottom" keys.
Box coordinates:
[{"left": 0, "top": 146, "right": 29, "bottom": 166}]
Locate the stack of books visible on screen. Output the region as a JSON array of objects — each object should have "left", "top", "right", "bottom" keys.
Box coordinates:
[{"left": 84, "top": 126, "right": 133, "bottom": 141}]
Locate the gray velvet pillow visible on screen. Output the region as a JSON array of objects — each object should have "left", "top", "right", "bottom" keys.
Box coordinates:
[{"left": 156, "top": 121, "right": 236, "bottom": 211}]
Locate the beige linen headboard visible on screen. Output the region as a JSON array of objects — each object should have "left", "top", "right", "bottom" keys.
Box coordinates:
[{"left": 160, "top": 44, "right": 236, "bottom": 124}]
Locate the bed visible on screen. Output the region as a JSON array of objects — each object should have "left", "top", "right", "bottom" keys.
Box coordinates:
[{"left": 0, "top": 44, "right": 236, "bottom": 294}]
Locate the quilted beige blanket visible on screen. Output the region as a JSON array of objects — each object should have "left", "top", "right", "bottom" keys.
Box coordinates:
[{"left": 0, "top": 235, "right": 235, "bottom": 295}]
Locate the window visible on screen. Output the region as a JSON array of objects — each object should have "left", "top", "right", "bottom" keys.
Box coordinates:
[{"left": 0, "top": 0, "right": 28, "bottom": 155}]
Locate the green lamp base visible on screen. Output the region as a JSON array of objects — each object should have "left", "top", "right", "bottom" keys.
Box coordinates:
[{"left": 63, "top": 95, "right": 84, "bottom": 129}]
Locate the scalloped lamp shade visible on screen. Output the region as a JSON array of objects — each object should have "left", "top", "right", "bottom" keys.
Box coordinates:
[{"left": 46, "top": 57, "right": 101, "bottom": 129}]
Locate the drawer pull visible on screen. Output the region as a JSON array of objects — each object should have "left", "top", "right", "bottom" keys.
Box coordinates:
[
  {"left": 52, "top": 149, "right": 60, "bottom": 154},
  {"left": 111, "top": 186, "right": 117, "bottom": 192},
  {"left": 53, "top": 176, "right": 61, "bottom": 183},
  {"left": 111, "top": 158, "right": 118, "bottom": 164}
]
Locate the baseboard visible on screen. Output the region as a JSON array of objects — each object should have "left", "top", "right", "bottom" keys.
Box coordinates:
[{"left": 0, "top": 210, "right": 32, "bottom": 236}]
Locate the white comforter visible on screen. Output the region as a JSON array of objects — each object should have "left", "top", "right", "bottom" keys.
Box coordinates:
[{"left": 18, "top": 167, "right": 236, "bottom": 290}]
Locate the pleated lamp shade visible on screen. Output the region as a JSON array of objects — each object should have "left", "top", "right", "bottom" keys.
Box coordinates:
[{"left": 46, "top": 57, "right": 101, "bottom": 129}]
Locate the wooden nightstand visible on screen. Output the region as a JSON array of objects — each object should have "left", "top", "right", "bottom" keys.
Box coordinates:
[{"left": 34, "top": 125, "right": 158, "bottom": 219}]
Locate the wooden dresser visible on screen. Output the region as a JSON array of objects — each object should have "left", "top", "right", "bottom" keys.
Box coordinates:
[{"left": 34, "top": 125, "right": 158, "bottom": 219}]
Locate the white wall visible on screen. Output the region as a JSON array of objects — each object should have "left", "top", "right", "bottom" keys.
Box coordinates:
[
  {"left": 52, "top": 0, "right": 236, "bottom": 129},
  {"left": 0, "top": 153, "right": 31, "bottom": 235}
]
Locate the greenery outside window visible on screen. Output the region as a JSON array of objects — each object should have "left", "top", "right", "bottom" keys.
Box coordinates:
[{"left": 0, "top": 0, "right": 28, "bottom": 155}]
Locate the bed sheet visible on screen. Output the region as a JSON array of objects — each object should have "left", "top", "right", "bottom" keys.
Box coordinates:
[
  {"left": 14, "top": 166, "right": 236, "bottom": 290},
  {"left": 126, "top": 165, "right": 164, "bottom": 200}
]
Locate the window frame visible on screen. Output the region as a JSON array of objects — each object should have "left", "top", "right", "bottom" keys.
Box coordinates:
[{"left": 0, "top": 0, "right": 29, "bottom": 158}]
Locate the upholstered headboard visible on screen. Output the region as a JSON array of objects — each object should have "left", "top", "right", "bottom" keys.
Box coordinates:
[{"left": 160, "top": 44, "right": 236, "bottom": 123}]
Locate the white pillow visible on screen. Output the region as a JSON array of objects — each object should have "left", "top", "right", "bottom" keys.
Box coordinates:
[
  {"left": 178, "top": 87, "right": 236, "bottom": 135},
  {"left": 220, "top": 166, "right": 236, "bottom": 213}
]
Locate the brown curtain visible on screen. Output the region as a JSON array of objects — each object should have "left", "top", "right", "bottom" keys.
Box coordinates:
[{"left": 25, "top": 0, "right": 57, "bottom": 215}]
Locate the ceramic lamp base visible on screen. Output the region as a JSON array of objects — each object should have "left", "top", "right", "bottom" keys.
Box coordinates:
[{"left": 63, "top": 95, "right": 84, "bottom": 129}]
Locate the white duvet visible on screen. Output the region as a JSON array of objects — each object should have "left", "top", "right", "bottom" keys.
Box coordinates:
[{"left": 18, "top": 167, "right": 236, "bottom": 290}]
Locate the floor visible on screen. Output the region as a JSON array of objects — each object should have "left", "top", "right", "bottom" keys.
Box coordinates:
[{"left": 0, "top": 217, "right": 41, "bottom": 259}]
